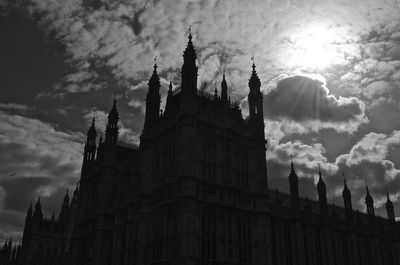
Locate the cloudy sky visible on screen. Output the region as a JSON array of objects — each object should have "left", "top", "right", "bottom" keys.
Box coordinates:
[{"left": 1, "top": 0, "right": 400, "bottom": 243}]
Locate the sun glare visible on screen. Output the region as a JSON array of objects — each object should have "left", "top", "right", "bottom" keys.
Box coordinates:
[{"left": 288, "top": 25, "right": 339, "bottom": 70}]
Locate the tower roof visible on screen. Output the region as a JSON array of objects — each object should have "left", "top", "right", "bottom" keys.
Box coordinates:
[
  {"left": 288, "top": 155, "right": 298, "bottom": 180},
  {"left": 386, "top": 191, "right": 394, "bottom": 210},
  {"left": 87, "top": 117, "right": 97, "bottom": 137},
  {"left": 342, "top": 173, "right": 351, "bottom": 198},
  {"left": 148, "top": 60, "right": 161, "bottom": 89},
  {"left": 365, "top": 183, "right": 374, "bottom": 206},
  {"left": 183, "top": 27, "right": 197, "bottom": 62},
  {"left": 317, "top": 165, "right": 326, "bottom": 190},
  {"left": 108, "top": 97, "right": 119, "bottom": 122},
  {"left": 248, "top": 61, "right": 261, "bottom": 90}
]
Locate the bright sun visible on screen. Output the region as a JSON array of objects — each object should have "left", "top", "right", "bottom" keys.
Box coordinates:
[{"left": 288, "top": 25, "right": 339, "bottom": 70}]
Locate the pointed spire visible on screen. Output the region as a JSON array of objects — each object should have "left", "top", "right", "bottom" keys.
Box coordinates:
[
  {"left": 290, "top": 155, "right": 295, "bottom": 174},
  {"left": 144, "top": 60, "right": 161, "bottom": 130},
  {"left": 181, "top": 26, "right": 198, "bottom": 95},
  {"left": 248, "top": 57, "right": 261, "bottom": 90},
  {"left": 317, "top": 164, "right": 325, "bottom": 188},
  {"left": 33, "top": 197, "right": 42, "bottom": 219},
  {"left": 365, "top": 180, "right": 375, "bottom": 216},
  {"left": 148, "top": 56, "right": 161, "bottom": 90},
  {"left": 317, "top": 165, "right": 327, "bottom": 216},
  {"left": 288, "top": 155, "right": 299, "bottom": 210},
  {"left": 108, "top": 96, "right": 119, "bottom": 122},
  {"left": 342, "top": 172, "right": 353, "bottom": 220},
  {"left": 342, "top": 173, "right": 351, "bottom": 197},
  {"left": 105, "top": 96, "right": 119, "bottom": 144},
  {"left": 385, "top": 188, "right": 395, "bottom": 221},
  {"left": 183, "top": 25, "right": 197, "bottom": 62},
  {"left": 221, "top": 73, "right": 228, "bottom": 103}
]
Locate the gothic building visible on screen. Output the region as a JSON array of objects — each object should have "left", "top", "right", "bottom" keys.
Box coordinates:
[{"left": 10, "top": 32, "right": 400, "bottom": 265}]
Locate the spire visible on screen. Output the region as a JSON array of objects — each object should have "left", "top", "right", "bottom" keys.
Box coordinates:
[
  {"left": 144, "top": 60, "right": 161, "bottom": 130},
  {"left": 108, "top": 97, "right": 119, "bottom": 123},
  {"left": 183, "top": 26, "right": 197, "bottom": 63},
  {"left": 342, "top": 173, "right": 351, "bottom": 197},
  {"left": 385, "top": 189, "right": 395, "bottom": 221},
  {"left": 288, "top": 155, "right": 299, "bottom": 210},
  {"left": 181, "top": 26, "right": 198, "bottom": 95},
  {"left": 214, "top": 81, "right": 218, "bottom": 100},
  {"left": 84, "top": 116, "right": 97, "bottom": 163},
  {"left": 342, "top": 172, "right": 353, "bottom": 220},
  {"left": 221, "top": 73, "right": 228, "bottom": 103},
  {"left": 247, "top": 58, "right": 264, "bottom": 125},
  {"left": 317, "top": 165, "right": 328, "bottom": 216},
  {"left": 248, "top": 59, "right": 261, "bottom": 91},
  {"left": 87, "top": 117, "right": 97, "bottom": 138},
  {"left": 365, "top": 181, "right": 375, "bottom": 217},
  {"left": 105, "top": 96, "right": 119, "bottom": 144},
  {"left": 33, "top": 197, "right": 42, "bottom": 220},
  {"left": 148, "top": 57, "right": 161, "bottom": 91}
]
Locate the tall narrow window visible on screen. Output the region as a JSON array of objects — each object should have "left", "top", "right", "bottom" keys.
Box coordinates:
[
  {"left": 200, "top": 208, "right": 216, "bottom": 259},
  {"left": 238, "top": 215, "right": 252, "bottom": 264}
]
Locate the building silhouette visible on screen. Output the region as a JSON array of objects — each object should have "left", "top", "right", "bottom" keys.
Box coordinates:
[{"left": 5, "top": 32, "right": 400, "bottom": 265}]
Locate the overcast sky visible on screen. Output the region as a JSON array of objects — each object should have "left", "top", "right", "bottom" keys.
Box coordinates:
[{"left": 1, "top": 0, "right": 400, "bottom": 244}]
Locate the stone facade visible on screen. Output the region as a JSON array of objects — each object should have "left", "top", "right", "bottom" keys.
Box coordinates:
[{"left": 10, "top": 32, "right": 400, "bottom": 265}]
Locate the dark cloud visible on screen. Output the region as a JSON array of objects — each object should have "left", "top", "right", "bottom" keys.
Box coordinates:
[{"left": 264, "top": 76, "right": 364, "bottom": 122}]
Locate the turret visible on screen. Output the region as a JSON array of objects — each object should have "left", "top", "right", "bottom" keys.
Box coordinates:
[
  {"left": 365, "top": 182, "right": 375, "bottom": 217},
  {"left": 288, "top": 156, "right": 299, "bottom": 210},
  {"left": 83, "top": 117, "right": 97, "bottom": 162},
  {"left": 317, "top": 166, "right": 328, "bottom": 216},
  {"left": 342, "top": 174, "right": 353, "bottom": 220},
  {"left": 32, "top": 197, "right": 43, "bottom": 221},
  {"left": 221, "top": 74, "right": 228, "bottom": 104},
  {"left": 105, "top": 98, "right": 119, "bottom": 145},
  {"left": 144, "top": 61, "right": 161, "bottom": 130},
  {"left": 386, "top": 191, "right": 395, "bottom": 221},
  {"left": 181, "top": 27, "right": 198, "bottom": 96},
  {"left": 248, "top": 61, "right": 264, "bottom": 125}
]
